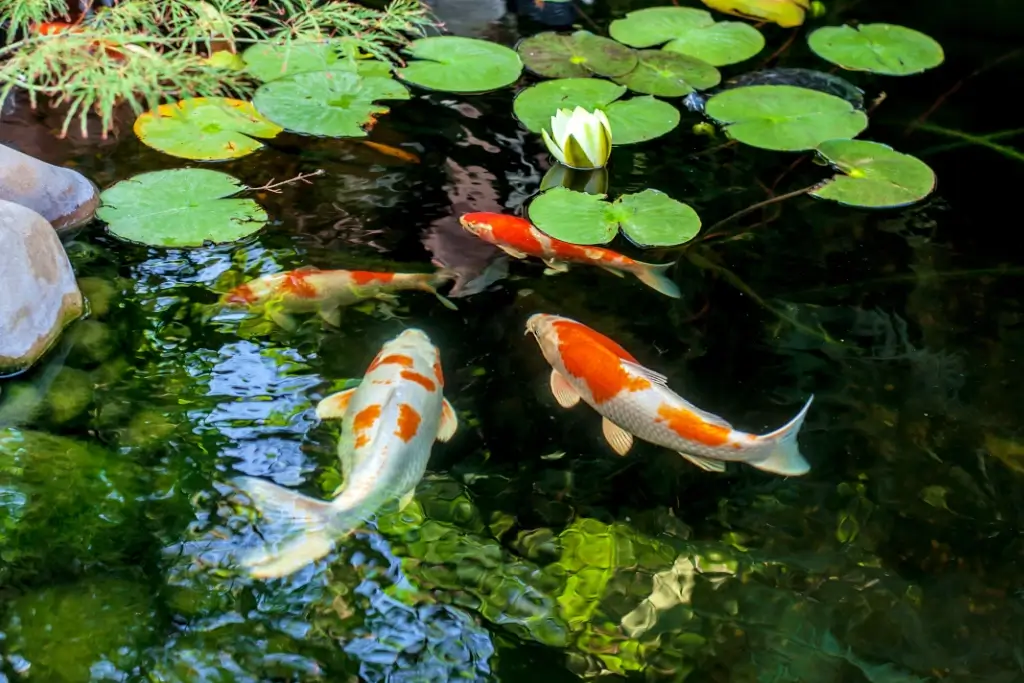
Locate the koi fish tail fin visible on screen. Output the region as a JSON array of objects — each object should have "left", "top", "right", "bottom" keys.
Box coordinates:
[
  {"left": 751, "top": 396, "right": 814, "bottom": 476},
  {"left": 419, "top": 271, "right": 459, "bottom": 310},
  {"left": 231, "top": 476, "right": 357, "bottom": 579},
  {"left": 631, "top": 261, "right": 681, "bottom": 299}
]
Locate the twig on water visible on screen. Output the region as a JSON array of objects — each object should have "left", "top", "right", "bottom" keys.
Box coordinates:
[
  {"left": 760, "top": 29, "right": 799, "bottom": 67},
  {"left": 248, "top": 169, "right": 325, "bottom": 194}
]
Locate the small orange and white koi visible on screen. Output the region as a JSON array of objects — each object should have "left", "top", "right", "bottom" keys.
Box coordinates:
[
  {"left": 221, "top": 267, "right": 456, "bottom": 328},
  {"left": 233, "top": 329, "right": 457, "bottom": 578},
  {"left": 459, "top": 212, "right": 680, "bottom": 298},
  {"left": 525, "top": 314, "right": 813, "bottom": 475}
]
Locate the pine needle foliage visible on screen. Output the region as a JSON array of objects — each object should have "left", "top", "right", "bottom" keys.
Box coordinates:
[{"left": 0, "top": 0, "right": 435, "bottom": 137}]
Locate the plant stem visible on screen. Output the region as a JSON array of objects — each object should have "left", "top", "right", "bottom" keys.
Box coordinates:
[
  {"left": 698, "top": 183, "right": 820, "bottom": 242},
  {"left": 914, "top": 123, "right": 1024, "bottom": 164}
]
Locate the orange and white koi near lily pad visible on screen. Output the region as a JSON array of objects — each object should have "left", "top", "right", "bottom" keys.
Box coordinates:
[
  {"left": 232, "top": 329, "right": 457, "bottom": 578},
  {"left": 525, "top": 313, "right": 812, "bottom": 475}
]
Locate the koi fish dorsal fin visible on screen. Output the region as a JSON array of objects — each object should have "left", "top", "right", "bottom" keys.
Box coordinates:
[{"left": 620, "top": 360, "right": 668, "bottom": 387}]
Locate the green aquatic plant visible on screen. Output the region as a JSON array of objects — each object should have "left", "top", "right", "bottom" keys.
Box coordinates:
[
  {"left": 609, "top": 6, "right": 765, "bottom": 66},
  {"left": 133, "top": 97, "right": 282, "bottom": 160},
  {"left": 517, "top": 30, "right": 639, "bottom": 79},
  {"left": 613, "top": 49, "right": 721, "bottom": 97},
  {"left": 808, "top": 23, "right": 945, "bottom": 76},
  {"left": 397, "top": 36, "right": 524, "bottom": 93},
  {"left": 811, "top": 140, "right": 937, "bottom": 208}
]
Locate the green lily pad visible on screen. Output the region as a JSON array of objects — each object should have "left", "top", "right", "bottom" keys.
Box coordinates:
[
  {"left": 704, "top": 85, "right": 868, "bottom": 151},
  {"left": 242, "top": 40, "right": 391, "bottom": 82},
  {"left": 253, "top": 70, "right": 410, "bottom": 138},
  {"left": 397, "top": 36, "right": 523, "bottom": 93},
  {"left": 613, "top": 50, "right": 720, "bottom": 97},
  {"left": 808, "top": 24, "right": 944, "bottom": 76},
  {"left": 514, "top": 79, "right": 680, "bottom": 145},
  {"left": 97, "top": 169, "right": 267, "bottom": 247},
  {"left": 528, "top": 187, "right": 700, "bottom": 246},
  {"left": 517, "top": 31, "right": 639, "bottom": 79},
  {"left": 132, "top": 97, "right": 282, "bottom": 161},
  {"left": 810, "top": 139, "right": 936, "bottom": 208},
  {"left": 609, "top": 7, "right": 764, "bottom": 67}
]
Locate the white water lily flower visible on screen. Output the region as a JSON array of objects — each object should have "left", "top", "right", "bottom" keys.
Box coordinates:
[{"left": 541, "top": 106, "right": 612, "bottom": 170}]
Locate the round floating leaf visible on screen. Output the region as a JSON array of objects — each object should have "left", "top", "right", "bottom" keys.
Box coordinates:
[
  {"left": 133, "top": 98, "right": 282, "bottom": 161},
  {"left": 517, "top": 31, "right": 639, "bottom": 79},
  {"left": 514, "top": 79, "right": 680, "bottom": 144},
  {"left": 514, "top": 78, "right": 626, "bottom": 132},
  {"left": 253, "top": 70, "right": 410, "bottom": 138},
  {"left": 604, "top": 96, "right": 681, "bottom": 144},
  {"left": 243, "top": 41, "right": 391, "bottom": 82},
  {"left": 97, "top": 169, "right": 267, "bottom": 247},
  {"left": 611, "top": 189, "right": 701, "bottom": 247},
  {"left": 613, "top": 50, "right": 720, "bottom": 97},
  {"left": 398, "top": 36, "right": 522, "bottom": 93},
  {"left": 528, "top": 187, "right": 700, "bottom": 246},
  {"left": 206, "top": 51, "right": 245, "bottom": 70},
  {"left": 810, "top": 139, "right": 936, "bottom": 208},
  {"left": 609, "top": 7, "right": 764, "bottom": 66},
  {"left": 528, "top": 187, "right": 618, "bottom": 244},
  {"left": 808, "top": 23, "right": 944, "bottom": 76},
  {"left": 704, "top": 85, "right": 867, "bottom": 151},
  {"left": 701, "top": 0, "right": 809, "bottom": 28}
]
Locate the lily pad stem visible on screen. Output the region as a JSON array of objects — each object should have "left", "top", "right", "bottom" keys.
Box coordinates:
[{"left": 699, "top": 183, "right": 821, "bottom": 242}]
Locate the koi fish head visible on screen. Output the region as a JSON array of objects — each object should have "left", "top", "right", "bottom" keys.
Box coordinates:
[
  {"left": 525, "top": 313, "right": 562, "bottom": 358},
  {"left": 222, "top": 277, "right": 278, "bottom": 306},
  {"left": 378, "top": 328, "right": 438, "bottom": 369},
  {"left": 458, "top": 213, "right": 498, "bottom": 241}
]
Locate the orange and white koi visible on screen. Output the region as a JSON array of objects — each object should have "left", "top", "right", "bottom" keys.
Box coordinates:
[
  {"left": 221, "top": 267, "right": 456, "bottom": 328},
  {"left": 525, "top": 314, "right": 813, "bottom": 475},
  {"left": 233, "top": 329, "right": 457, "bottom": 578},
  {"left": 459, "top": 212, "right": 680, "bottom": 298}
]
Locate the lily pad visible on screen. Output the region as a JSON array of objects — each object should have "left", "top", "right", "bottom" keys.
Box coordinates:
[
  {"left": 253, "top": 70, "right": 410, "bottom": 138},
  {"left": 514, "top": 79, "right": 680, "bottom": 145},
  {"left": 517, "top": 31, "right": 639, "bottom": 79},
  {"left": 96, "top": 169, "right": 267, "bottom": 247},
  {"left": 609, "top": 7, "right": 764, "bottom": 66},
  {"left": 810, "top": 139, "right": 936, "bottom": 208},
  {"left": 704, "top": 85, "right": 868, "bottom": 151},
  {"left": 243, "top": 41, "right": 391, "bottom": 82},
  {"left": 398, "top": 36, "right": 523, "bottom": 93},
  {"left": 133, "top": 97, "right": 282, "bottom": 161},
  {"left": 529, "top": 187, "right": 700, "bottom": 246},
  {"left": 613, "top": 50, "right": 720, "bottom": 97},
  {"left": 808, "top": 24, "right": 944, "bottom": 76},
  {"left": 701, "top": 0, "right": 810, "bottom": 28}
]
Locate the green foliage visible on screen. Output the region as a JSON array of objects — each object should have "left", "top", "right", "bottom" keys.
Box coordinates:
[
  {"left": 97, "top": 169, "right": 268, "bottom": 247},
  {"left": 529, "top": 187, "right": 701, "bottom": 246},
  {"left": 397, "top": 36, "right": 524, "bottom": 93},
  {"left": 0, "top": 0, "right": 69, "bottom": 42},
  {"left": 704, "top": 85, "right": 868, "bottom": 151},
  {"left": 808, "top": 23, "right": 945, "bottom": 76},
  {"left": 241, "top": 39, "right": 393, "bottom": 82},
  {"left": 613, "top": 50, "right": 721, "bottom": 97},
  {"left": 811, "top": 139, "right": 937, "bottom": 208},
  {"left": 609, "top": 6, "right": 765, "bottom": 66},
  {"left": 517, "top": 31, "right": 639, "bottom": 79},
  {"left": 133, "top": 97, "right": 282, "bottom": 160}
]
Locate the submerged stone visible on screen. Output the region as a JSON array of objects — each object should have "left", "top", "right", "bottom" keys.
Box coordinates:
[
  {"left": 0, "top": 199, "right": 84, "bottom": 376},
  {"left": 0, "top": 143, "right": 99, "bottom": 231}
]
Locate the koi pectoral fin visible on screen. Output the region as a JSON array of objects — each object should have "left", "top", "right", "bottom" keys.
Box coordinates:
[
  {"left": 398, "top": 489, "right": 416, "bottom": 511},
  {"left": 317, "top": 387, "right": 357, "bottom": 420},
  {"left": 679, "top": 452, "right": 727, "bottom": 473},
  {"left": 550, "top": 370, "right": 581, "bottom": 408},
  {"left": 498, "top": 245, "right": 529, "bottom": 259},
  {"left": 599, "top": 265, "right": 626, "bottom": 278},
  {"left": 437, "top": 399, "right": 458, "bottom": 442},
  {"left": 542, "top": 258, "right": 570, "bottom": 273},
  {"left": 318, "top": 306, "right": 343, "bottom": 327},
  {"left": 602, "top": 418, "right": 634, "bottom": 456}
]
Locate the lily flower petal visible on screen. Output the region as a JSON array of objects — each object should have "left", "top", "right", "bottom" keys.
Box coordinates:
[{"left": 542, "top": 128, "right": 569, "bottom": 166}]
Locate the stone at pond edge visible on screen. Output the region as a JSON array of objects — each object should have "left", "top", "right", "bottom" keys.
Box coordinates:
[
  {"left": 0, "top": 199, "right": 84, "bottom": 376},
  {"left": 0, "top": 143, "right": 99, "bottom": 231}
]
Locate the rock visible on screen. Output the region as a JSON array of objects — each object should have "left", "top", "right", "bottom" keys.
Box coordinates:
[
  {"left": 0, "top": 199, "right": 84, "bottom": 376},
  {"left": 0, "top": 142, "right": 99, "bottom": 231}
]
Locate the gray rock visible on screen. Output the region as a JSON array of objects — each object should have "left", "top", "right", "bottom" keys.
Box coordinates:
[
  {"left": 0, "top": 199, "right": 84, "bottom": 376},
  {"left": 0, "top": 142, "right": 99, "bottom": 231}
]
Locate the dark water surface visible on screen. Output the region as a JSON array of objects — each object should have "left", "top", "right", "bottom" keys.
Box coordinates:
[{"left": 3, "top": 1, "right": 1024, "bottom": 681}]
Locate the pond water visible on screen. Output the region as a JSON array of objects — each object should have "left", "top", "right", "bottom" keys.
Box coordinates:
[{"left": 2, "top": 1, "right": 1024, "bottom": 681}]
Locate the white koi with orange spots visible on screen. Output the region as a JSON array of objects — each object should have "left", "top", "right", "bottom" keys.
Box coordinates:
[
  {"left": 233, "top": 329, "right": 457, "bottom": 578},
  {"left": 459, "top": 212, "right": 681, "bottom": 298},
  {"left": 221, "top": 267, "right": 456, "bottom": 329},
  {"left": 525, "top": 314, "right": 812, "bottom": 476}
]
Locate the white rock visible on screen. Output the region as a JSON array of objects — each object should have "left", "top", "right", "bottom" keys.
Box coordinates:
[
  {"left": 0, "top": 143, "right": 98, "bottom": 231},
  {"left": 0, "top": 199, "right": 84, "bottom": 376}
]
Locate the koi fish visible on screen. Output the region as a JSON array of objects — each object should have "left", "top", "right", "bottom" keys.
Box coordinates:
[
  {"left": 525, "top": 313, "right": 813, "bottom": 475},
  {"left": 233, "top": 328, "right": 457, "bottom": 578},
  {"left": 221, "top": 267, "right": 456, "bottom": 329},
  {"left": 458, "top": 212, "right": 681, "bottom": 298}
]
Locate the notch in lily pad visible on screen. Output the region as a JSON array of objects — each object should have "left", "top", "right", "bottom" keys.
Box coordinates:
[
  {"left": 97, "top": 169, "right": 268, "bottom": 247},
  {"left": 808, "top": 23, "right": 944, "bottom": 76},
  {"left": 397, "top": 36, "right": 523, "bottom": 93},
  {"left": 528, "top": 187, "right": 701, "bottom": 247},
  {"left": 254, "top": 70, "right": 410, "bottom": 138},
  {"left": 516, "top": 31, "right": 638, "bottom": 79},
  {"left": 609, "top": 6, "right": 765, "bottom": 67},
  {"left": 811, "top": 139, "right": 936, "bottom": 208},
  {"left": 704, "top": 85, "right": 867, "bottom": 151},
  {"left": 133, "top": 97, "right": 282, "bottom": 161},
  {"left": 514, "top": 78, "right": 680, "bottom": 145}
]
